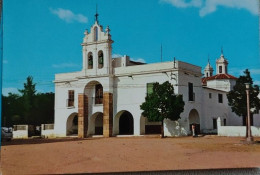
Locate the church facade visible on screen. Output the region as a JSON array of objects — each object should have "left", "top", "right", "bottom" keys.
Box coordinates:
[{"left": 53, "top": 15, "right": 260, "bottom": 138}]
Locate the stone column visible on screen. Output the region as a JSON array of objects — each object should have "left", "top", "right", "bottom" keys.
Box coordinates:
[
  {"left": 78, "top": 94, "right": 88, "bottom": 138},
  {"left": 103, "top": 92, "right": 113, "bottom": 137}
]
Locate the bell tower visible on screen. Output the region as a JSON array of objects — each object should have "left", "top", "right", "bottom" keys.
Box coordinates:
[
  {"left": 216, "top": 48, "right": 228, "bottom": 74},
  {"left": 81, "top": 12, "right": 113, "bottom": 76},
  {"left": 204, "top": 58, "right": 213, "bottom": 77}
]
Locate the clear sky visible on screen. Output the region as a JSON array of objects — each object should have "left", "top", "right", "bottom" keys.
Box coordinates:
[{"left": 2, "top": 0, "right": 260, "bottom": 95}]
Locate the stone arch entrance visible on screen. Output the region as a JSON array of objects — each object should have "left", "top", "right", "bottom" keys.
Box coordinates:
[
  {"left": 89, "top": 112, "right": 103, "bottom": 135},
  {"left": 116, "top": 110, "right": 134, "bottom": 135},
  {"left": 188, "top": 109, "right": 200, "bottom": 134},
  {"left": 66, "top": 113, "right": 78, "bottom": 136},
  {"left": 84, "top": 81, "right": 103, "bottom": 105}
]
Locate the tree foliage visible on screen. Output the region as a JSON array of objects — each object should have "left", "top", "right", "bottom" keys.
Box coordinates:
[
  {"left": 227, "top": 69, "right": 260, "bottom": 125},
  {"left": 2, "top": 76, "right": 54, "bottom": 127},
  {"left": 140, "top": 81, "right": 185, "bottom": 137}
]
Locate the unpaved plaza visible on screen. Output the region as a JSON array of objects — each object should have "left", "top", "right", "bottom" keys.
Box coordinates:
[{"left": 1, "top": 136, "right": 260, "bottom": 174}]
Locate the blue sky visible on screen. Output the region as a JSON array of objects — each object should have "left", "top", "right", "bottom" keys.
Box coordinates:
[{"left": 2, "top": 0, "right": 259, "bottom": 95}]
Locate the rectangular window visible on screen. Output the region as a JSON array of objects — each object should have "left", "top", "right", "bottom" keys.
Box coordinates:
[
  {"left": 218, "top": 94, "right": 223, "bottom": 103},
  {"left": 147, "top": 83, "right": 155, "bottom": 96},
  {"left": 188, "top": 82, "right": 194, "bottom": 101},
  {"left": 68, "top": 90, "right": 74, "bottom": 107},
  {"left": 223, "top": 119, "right": 226, "bottom": 126},
  {"left": 213, "top": 119, "right": 217, "bottom": 129},
  {"left": 209, "top": 93, "right": 212, "bottom": 99},
  {"left": 219, "top": 66, "right": 222, "bottom": 73}
]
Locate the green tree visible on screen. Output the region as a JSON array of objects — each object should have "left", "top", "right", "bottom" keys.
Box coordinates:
[
  {"left": 18, "top": 76, "right": 37, "bottom": 125},
  {"left": 2, "top": 76, "right": 55, "bottom": 127},
  {"left": 2, "top": 93, "right": 23, "bottom": 126},
  {"left": 140, "top": 81, "right": 185, "bottom": 138},
  {"left": 227, "top": 69, "right": 260, "bottom": 136},
  {"left": 34, "top": 92, "right": 54, "bottom": 124}
]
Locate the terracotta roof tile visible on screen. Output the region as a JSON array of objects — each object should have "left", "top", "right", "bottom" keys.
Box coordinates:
[{"left": 202, "top": 73, "right": 237, "bottom": 85}]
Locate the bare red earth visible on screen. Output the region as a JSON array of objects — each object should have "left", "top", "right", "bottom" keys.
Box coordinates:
[{"left": 1, "top": 136, "right": 260, "bottom": 174}]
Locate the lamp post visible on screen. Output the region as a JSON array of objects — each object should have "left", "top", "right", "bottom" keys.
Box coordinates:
[{"left": 245, "top": 83, "right": 253, "bottom": 142}]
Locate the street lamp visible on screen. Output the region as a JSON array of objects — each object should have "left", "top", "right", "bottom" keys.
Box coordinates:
[{"left": 245, "top": 83, "right": 253, "bottom": 142}]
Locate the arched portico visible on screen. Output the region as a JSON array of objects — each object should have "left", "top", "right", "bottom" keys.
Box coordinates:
[
  {"left": 89, "top": 112, "right": 103, "bottom": 135},
  {"left": 78, "top": 81, "right": 104, "bottom": 138},
  {"left": 66, "top": 113, "right": 78, "bottom": 136},
  {"left": 115, "top": 110, "right": 134, "bottom": 135},
  {"left": 84, "top": 80, "right": 103, "bottom": 106},
  {"left": 188, "top": 109, "right": 200, "bottom": 134}
]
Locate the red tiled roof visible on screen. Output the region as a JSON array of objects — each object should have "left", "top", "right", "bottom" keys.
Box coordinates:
[{"left": 202, "top": 73, "right": 237, "bottom": 85}]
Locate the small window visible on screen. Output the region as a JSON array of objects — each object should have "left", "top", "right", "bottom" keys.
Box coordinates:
[
  {"left": 209, "top": 93, "right": 212, "bottom": 99},
  {"left": 88, "top": 52, "right": 93, "bottom": 69},
  {"left": 68, "top": 90, "right": 74, "bottom": 107},
  {"left": 223, "top": 119, "right": 226, "bottom": 126},
  {"left": 95, "top": 84, "right": 103, "bottom": 104},
  {"left": 207, "top": 73, "right": 209, "bottom": 77},
  {"left": 147, "top": 83, "right": 155, "bottom": 96},
  {"left": 218, "top": 94, "right": 223, "bottom": 103},
  {"left": 219, "top": 66, "right": 222, "bottom": 73},
  {"left": 225, "top": 66, "right": 227, "bottom": 73},
  {"left": 210, "top": 72, "right": 213, "bottom": 76},
  {"left": 188, "top": 82, "right": 194, "bottom": 101},
  {"left": 213, "top": 119, "right": 217, "bottom": 129}
]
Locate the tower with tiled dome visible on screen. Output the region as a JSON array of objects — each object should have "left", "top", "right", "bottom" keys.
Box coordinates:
[{"left": 202, "top": 50, "right": 237, "bottom": 92}]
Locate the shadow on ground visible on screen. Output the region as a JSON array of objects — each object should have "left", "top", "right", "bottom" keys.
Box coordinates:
[
  {"left": 73, "top": 168, "right": 260, "bottom": 175},
  {"left": 1, "top": 137, "right": 104, "bottom": 146}
]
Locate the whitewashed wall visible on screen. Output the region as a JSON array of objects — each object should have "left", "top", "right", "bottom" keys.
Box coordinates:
[{"left": 217, "top": 117, "right": 260, "bottom": 136}]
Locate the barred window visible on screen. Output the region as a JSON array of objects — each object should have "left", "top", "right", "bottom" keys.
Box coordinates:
[
  {"left": 188, "top": 82, "right": 194, "bottom": 101},
  {"left": 68, "top": 90, "right": 74, "bottom": 107},
  {"left": 218, "top": 94, "right": 223, "bottom": 103},
  {"left": 147, "top": 83, "right": 155, "bottom": 96}
]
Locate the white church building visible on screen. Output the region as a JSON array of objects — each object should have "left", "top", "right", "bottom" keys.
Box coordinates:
[{"left": 53, "top": 14, "right": 260, "bottom": 138}]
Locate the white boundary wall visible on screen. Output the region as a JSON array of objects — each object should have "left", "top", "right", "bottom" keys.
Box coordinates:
[
  {"left": 217, "top": 117, "right": 260, "bottom": 137},
  {"left": 41, "top": 124, "right": 55, "bottom": 138},
  {"left": 13, "top": 125, "right": 29, "bottom": 138}
]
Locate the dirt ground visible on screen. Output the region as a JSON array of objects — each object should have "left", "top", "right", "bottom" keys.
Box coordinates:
[{"left": 1, "top": 135, "right": 260, "bottom": 174}]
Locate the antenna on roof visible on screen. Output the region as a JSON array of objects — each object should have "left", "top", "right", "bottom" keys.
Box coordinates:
[
  {"left": 95, "top": 4, "right": 99, "bottom": 23},
  {"left": 208, "top": 54, "right": 210, "bottom": 64},
  {"left": 173, "top": 57, "right": 176, "bottom": 68},
  {"left": 161, "top": 43, "right": 163, "bottom": 62},
  {"left": 221, "top": 46, "right": 224, "bottom": 55}
]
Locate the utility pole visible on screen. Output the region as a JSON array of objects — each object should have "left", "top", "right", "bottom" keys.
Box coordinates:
[
  {"left": 245, "top": 83, "right": 253, "bottom": 142},
  {"left": 161, "top": 43, "right": 162, "bottom": 62},
  {"left": 0, "top": 0, "right": 3, "bottom": 173},
  {"left": 259, "top": 0, "right": 260, "bottom": 61}
]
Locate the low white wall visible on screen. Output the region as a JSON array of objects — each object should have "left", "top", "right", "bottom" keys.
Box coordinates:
[
  {"left": 13, "top": 125, "right": 29, "bottom": 138},
  {"left": 41, "top": 124, "right": 55, "bottom": 138},
  {"left": 217, "top": 117, "right": 260, "bottom": 137},
  {"left": 164, "top": 119, "right": 189, "bottom": 137}
]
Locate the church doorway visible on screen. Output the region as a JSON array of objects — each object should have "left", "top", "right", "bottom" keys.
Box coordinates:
[
  {"left": 188, "top": 109, "right": 200, "bottom": 134},
  {"left": 89, "top": 112, "right": 103, "bottom": 135},
  {"left": 140, "top": 116, "right": 161, "bottom": 135},
  {"left": 66, "top": 113, "right": 78, "bottom": 136},
  {"left": 119, "top": 111, "right": 134, "bottom": 135},
  {"left": 95, "top": 113, "right": 103, "bottom": 135}
]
